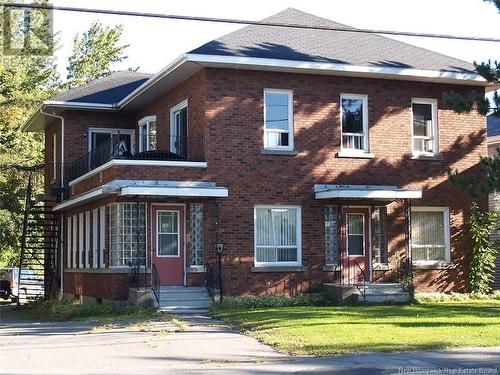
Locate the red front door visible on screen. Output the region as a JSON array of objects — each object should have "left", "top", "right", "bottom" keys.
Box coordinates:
[
  {"left": 151, "top": 205, "right": 185, "bottom": 286},
  {"left": 343, "top": 208, "right": 370, "bottom": 283}
]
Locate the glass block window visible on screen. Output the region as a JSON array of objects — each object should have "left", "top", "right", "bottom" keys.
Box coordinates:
[
  {"left": 411, "top": 207, "right": 450, "bottom": 263},
  {"left": 189, "top": 203, "right": 204, "bottom": 266},
  {"left": 325, "top": 206, "right": 339, "bottom": 265},
  {"left": 109, "top": 203, "right": 146, "bottom": 267},
  {"left": 254, "top": 206, "right": 301, "bottom": 266},
  {"left": 372, "top": 207, "right": 388, "bottom": 264}
]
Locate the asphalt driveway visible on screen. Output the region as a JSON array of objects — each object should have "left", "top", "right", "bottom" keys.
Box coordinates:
[{"left": 0, "top": 310, "right": 499, "bottom": 374}]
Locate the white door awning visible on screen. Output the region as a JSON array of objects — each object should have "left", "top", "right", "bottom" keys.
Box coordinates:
[{"left": 314, "top": 184, "right": 422, "bottom": 200}]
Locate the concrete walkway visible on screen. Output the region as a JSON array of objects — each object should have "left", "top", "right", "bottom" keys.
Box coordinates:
[{"left": 0, "top": 311, "right": 499, "bottom": 374}]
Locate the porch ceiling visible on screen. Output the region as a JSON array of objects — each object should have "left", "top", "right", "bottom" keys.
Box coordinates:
[{"left": 314, "top": 184, "right": 422, "bottom": 200}]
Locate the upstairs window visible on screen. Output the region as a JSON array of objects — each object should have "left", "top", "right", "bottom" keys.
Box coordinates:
[
  {"left": 264, "top": 89, "right": 294, "bottom": 150},
  {"left": 138, "top": 116, "right": 157, "bottom": 152},
  {"left": 341, "top": 94, "right": 369, "bottom": 153},
  {"left": 412, "top": 99, "right": 438, "bottom": 156},
  {"left": 88, "top": 128, "right": 134, "bottom": 154}
]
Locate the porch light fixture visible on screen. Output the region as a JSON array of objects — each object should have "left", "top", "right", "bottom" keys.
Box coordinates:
[{"left": 215, "top": 241, "right": 225, "bottom": 255}]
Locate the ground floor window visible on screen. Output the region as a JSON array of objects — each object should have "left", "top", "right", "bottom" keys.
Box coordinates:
[
  {"left": 189, "top": 203, "right": 204, "bottom": 266},
  {"left": 411, "top": 207, "right": 450, "bottom": 263},
  {"left": 254, "top": 206, "right": 301, "bottom": 266},
  {"left": 372, "top": 206, "right": 388, "bottom": 264},
  {"left": 109, "top": 203, "right": 146, "bottom": 267}
]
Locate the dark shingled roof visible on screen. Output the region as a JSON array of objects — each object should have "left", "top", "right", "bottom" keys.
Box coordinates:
[
  {"left": 50, "top": 71, "right": 153, "bottom": 105},
  {"left": 488, "top": 114, "right": 500, "bottom": 137},
  {"left": 190, "top": 8, "right": 475, "bottom": 74}
]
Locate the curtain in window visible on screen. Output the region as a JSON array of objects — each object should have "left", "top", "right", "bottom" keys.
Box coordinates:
[
  {"left": 411, "top": 210, "right": 446, "bottom": 261},
  {"left": 264, "top": 91, "right": 291, "bottom": 147},
  {"left": 255, "top": 208, "right": 297, "bottom": 263}
]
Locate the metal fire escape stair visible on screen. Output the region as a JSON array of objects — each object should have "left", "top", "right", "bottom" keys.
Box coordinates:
[{"left": 17, "top": 194, "right": 59, "bottom": 304}]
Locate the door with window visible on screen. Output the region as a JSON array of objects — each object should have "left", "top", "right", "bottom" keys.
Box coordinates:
[
  {"left": 343, "top": 208, "right": 370, "bottom": 283},
  {"left": 170, "top": 101, "right": 188, "bottom": 159},
  {"left": 151, "top": 205, "right": 185, "bottom": 286}
]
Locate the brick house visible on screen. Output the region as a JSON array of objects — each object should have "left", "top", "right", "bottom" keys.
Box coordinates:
[{"left": 25, "top": 9, "right": 490, "bottom": 306}]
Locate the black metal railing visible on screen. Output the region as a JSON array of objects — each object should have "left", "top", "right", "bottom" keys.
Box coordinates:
[
  {"left": 205, "top": 263, "right": 217, "bottom": 302},
  {"left": 69, "top": 135, "right": 204, "bottom": 182},
  {"left": 151, "top": 264, "right": 160, "bottom": 305}
]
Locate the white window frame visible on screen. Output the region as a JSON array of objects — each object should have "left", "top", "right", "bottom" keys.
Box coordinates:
[
  {"left": 340, "top": 93, "right": 369, "bottom": 154},
  {"left": 411, "top": 98, "right": 439, "bottom": 157},
  {"left": 99, "top": 206, "right": 106, "bottom": 268},
  {"left": 263, "top": 89, "right": 294, "bottom": 151},
  {"left": 78, "top": 213, "right": 84, "bottom": 268},
  {"left": 87, "top": 127, "right": 135, "bottom": 153},
  {"left": 72, "top": 215, "right": 77, "bottom": 268},
  {"left": 84, "top": 211, "right": 91, "bottom": 268},
  {"left": 138, "top": 115, "right": 156, "bottom": 152},
  {"left": 156, "top": 210, "right": 181, "bottom": 258},
  {"left": 346, "top": 213, "right": 365, "bottom": 257},
  {"left": 254, "top": 205, "right": 302, "bottom": 267},
  {"left": 411, "top": 206, "right": 450, "bottom": 265},
  {"left": 51, "top": 133, "right": 57, "bottom": 182},
  {"left": 169, "top": 99, "right": 188, "bottom": 154}
]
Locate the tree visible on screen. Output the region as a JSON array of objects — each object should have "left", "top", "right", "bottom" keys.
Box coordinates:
[
  {"left": 66, "top": 22, "right": 130, "bottom": 89},
  {"left": 0, "top": 15, "right": 132, "bottom": 266},
  {"left": 443, "top": 0, "right": 500, "bottom": 116},
  {"left": 0, "top": 2, "right": 60, "bottom": 266}
]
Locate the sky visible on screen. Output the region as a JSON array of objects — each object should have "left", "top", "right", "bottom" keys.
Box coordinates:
[{"left": 48, "top": 0, "right": 500, "bottom": 78}]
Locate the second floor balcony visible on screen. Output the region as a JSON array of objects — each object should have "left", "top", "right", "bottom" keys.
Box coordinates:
[{"left": 68, "top": 134, "right": 205, "bottom": 182}]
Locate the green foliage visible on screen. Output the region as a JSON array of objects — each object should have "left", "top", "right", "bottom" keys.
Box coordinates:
[
  {"left": 66, "top": 22, "right": 130, "bottom": 89},
  {"left": 449, "top": 151, "right": 500, "bottom": 197},
  {"left": 415, "top": 291, "right": 500, "bottom": 303},
  {"left": 442, "top": 90, "right": 491, "bottom": 116},
  {"left": 18, "top": 299, "right": 158, "bottom": 321},
  {"left": 217, "top": 293, "right": 328, "bottom": 309},
  {"left": 484, "top": 0, "right": 500, "bottom": 12},
  {"left": 468, "top": 202, "right": 498, "bottom": 294}
]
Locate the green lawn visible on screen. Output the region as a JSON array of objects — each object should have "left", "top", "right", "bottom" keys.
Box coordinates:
[{"left": 212, "top": 300, "right": 500, "bottom": 356}]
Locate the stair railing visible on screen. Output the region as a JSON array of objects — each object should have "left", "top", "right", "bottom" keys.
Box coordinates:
[
  {"left": 151, "top": 264, "right": 160, "bottom": 305},
  {"left": 353, "top": 260, "right": 368, "bottom": 303}
]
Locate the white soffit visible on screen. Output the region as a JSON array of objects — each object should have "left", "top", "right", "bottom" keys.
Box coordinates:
[
  {"left": 314, "top": 184, "right": 422, "bottom": 199},
  {"left": 120, "top": 186, "right": 228, "bottom": 198}
]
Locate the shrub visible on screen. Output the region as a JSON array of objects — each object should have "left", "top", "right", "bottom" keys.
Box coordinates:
[
  {"left": 218, "top": 293, "right": 328, "bottom": 309},
  {"left": 415, "top": 291, "right": 500, "bottom": 303}
]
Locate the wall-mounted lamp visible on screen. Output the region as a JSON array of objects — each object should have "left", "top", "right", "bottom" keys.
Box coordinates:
[{"left": 215, "top": 241, "right": 225, "bottom": 255}]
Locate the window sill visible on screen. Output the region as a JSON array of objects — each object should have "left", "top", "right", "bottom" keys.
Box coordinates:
[
  {"left": 251, "top": 266, "right": 307, "bottom": 273},
  {"left": 412, "top": 262, "right": 453, "bottom": 270},
  {"left": 186, "top": 266, "right": 206, "bottom": 273},
  {"left": 411, "top": 154, "right": 443, "bottom": 161},
  {"left": 373, "top": 263, "right": 390, "bottom": 271},
  {"left": 322, "top": 265, "right": 339, "bottom": 272},
  {"left": 337, "top": 151, "right": 375, "bottom": 159},
  {"left": 261, "top": 149, "right": 299, "bottom": 156}
]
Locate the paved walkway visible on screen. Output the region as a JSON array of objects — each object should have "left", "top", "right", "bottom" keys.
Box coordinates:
[{"left": 0, "top": 311, "right": 499, "bottom": 374}]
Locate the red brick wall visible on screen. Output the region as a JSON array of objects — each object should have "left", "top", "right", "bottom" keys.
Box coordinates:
[
  {"left": 202, "top": 68, "right": 486, "bottom": 295},
  {"left": 49, "top": 67, "right": 487, "bottom": 298}
]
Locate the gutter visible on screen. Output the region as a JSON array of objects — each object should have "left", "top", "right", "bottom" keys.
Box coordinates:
[{"left": 39, "top": 108, "right": 65, "bottom": 299}]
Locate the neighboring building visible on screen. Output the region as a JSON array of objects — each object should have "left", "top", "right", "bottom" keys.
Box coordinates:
[
  {"left": 487, "top": 113, "right": 500, "bottom": 290},
  {"left": 24, "top": 9, "right": 490, "bottom": 306}
]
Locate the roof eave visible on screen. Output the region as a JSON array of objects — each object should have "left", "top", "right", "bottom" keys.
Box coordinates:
[{"left": 185, "top": 53, "right": 488, "bottom": 86}]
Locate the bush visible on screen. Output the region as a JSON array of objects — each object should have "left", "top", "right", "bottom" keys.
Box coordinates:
[
  {"left": 18, "top": 299, "right": 157, "bottom": 321},
  {"left": 218, "top": 293, "right": 328, "bottom": 309},
  {"left": 415, "top": 291, "right": 500, "bottom": 303}
]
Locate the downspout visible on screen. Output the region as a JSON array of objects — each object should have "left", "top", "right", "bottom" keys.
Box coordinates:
[{"left": 40, "top": 107, "right": 65, "bottom": 300}]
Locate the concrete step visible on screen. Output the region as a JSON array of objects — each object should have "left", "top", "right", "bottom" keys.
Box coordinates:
[
  {"left": 160, "top": 294, "right": 211, "bottom": 302},
  {"left": 354, "top": 283, "right": 405, "bottom": 295},
  {"left": 159, "top": 286, "right": 206, "bottom": 293},
  {"left": 158, "top": 286, "right": 212, "bottom": 312},
  {"left": 362, "top": 292, "right": 410, "bottom": 303}
]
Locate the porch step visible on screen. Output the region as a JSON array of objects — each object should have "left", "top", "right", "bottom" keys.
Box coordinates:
[
  {"left": 362, "top": 292, "right": 411, "bottom": 303},
  {"left": 157, "top": 286, "right": 212, "bottom": 313},
  {"left": 357, "top": 283, "right": 406, "bottom": 295},
  {"left": 355, "top": 283, "right": 410, "bottom": 303}
]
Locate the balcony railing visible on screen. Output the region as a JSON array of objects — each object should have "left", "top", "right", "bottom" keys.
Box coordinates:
[{"left": 69, "top": 134, "right": 204, "bottom": 182}]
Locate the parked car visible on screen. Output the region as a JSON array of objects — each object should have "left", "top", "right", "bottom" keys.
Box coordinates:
[{"left": 0, "top": 268, "right": 44, "bottom": 303}]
